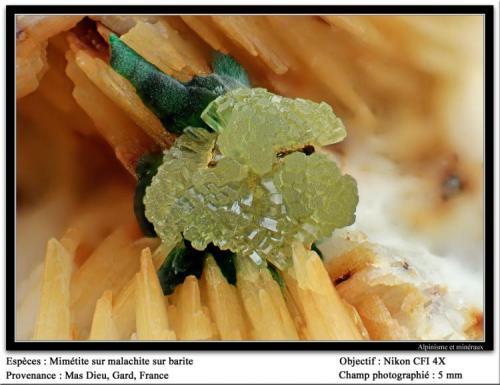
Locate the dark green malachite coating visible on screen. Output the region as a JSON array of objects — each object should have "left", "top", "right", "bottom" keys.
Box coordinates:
[
  {"left": 207, "top": 244, "right": 237, "bottom": 285},
  {"left": 267, "top": 263, "right": 285, "bottom": 289},
  {"left": 157, "top": 239, "right": 206, "bottom": 295},
  {"left": 157, "top": 240, "right": 237, "bottom": 295},
  {"left": 133, "top": 152, "right": 164, "bottom": 237},
  {"left": 212, "top": 52, "right": 250, "bottom": 87},
  {"left": 109, "top": 33, "right": 250, "bottom": 134},
  {"left": 311, "top": 242, "right": 324, "bottom": 260},
  {"left": 109, "top": 34, "right": 189, "bottom": 132}
]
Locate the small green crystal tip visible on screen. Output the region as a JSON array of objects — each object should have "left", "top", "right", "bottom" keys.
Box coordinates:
[{"left": 144, "top": 89, "right": 357, "bottom": 270}]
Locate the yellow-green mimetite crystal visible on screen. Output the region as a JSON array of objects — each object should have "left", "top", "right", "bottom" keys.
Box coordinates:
[{"left": 144, "top": 88, "right": 358, "bottom": 269}]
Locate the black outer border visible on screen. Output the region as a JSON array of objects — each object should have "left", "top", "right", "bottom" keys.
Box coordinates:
[{"left": 5, "top": 5, "right": 494, "bottom": 352}]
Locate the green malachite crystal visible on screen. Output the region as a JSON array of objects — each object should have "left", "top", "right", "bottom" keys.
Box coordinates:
[
  {"left": 109, "top": 34, "right": 249, "bottom": 134},
  {"left": 144, "top": 88, "right": 358, "bottom": 270}
]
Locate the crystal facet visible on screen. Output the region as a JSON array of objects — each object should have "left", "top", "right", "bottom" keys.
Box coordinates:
[{"left": 144, "top": 89, "right": 358, "bottom": 269}]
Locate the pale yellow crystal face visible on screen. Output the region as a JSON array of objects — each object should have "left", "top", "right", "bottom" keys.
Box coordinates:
[
  {"left": 202, "top": 88, "right": 347, "bottom": 175},
  {"left": 144, "top": 90, "right": 357, "bottom": 269}
]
